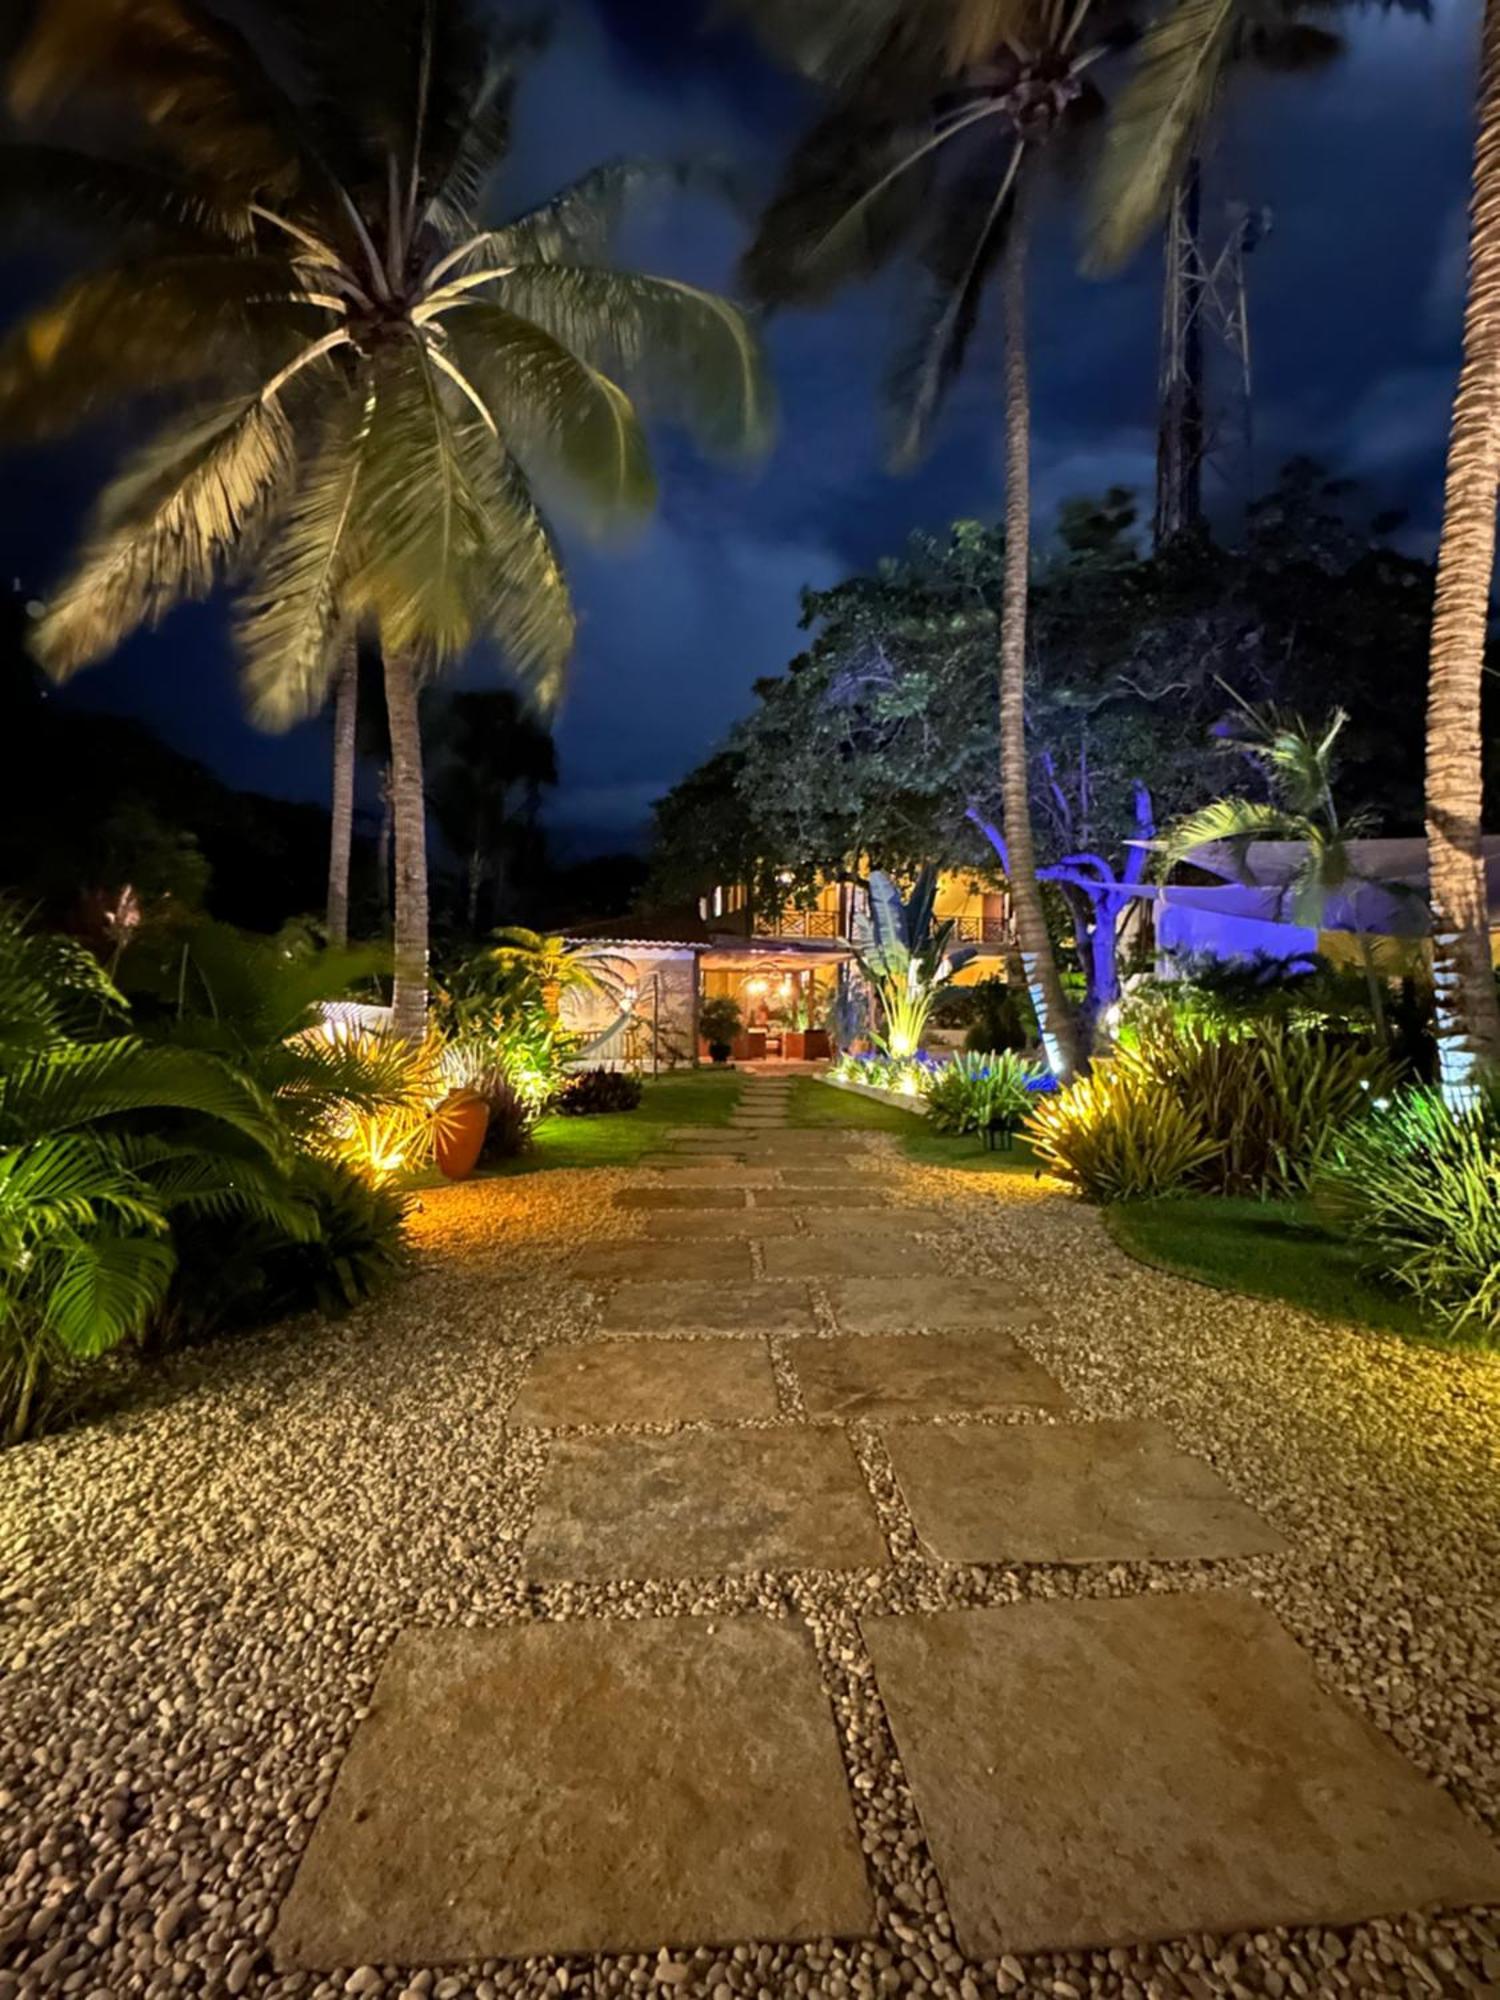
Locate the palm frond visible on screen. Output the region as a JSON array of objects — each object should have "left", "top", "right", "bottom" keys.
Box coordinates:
[
  {"left": 0, "top": 1134, "right": 165, "bottom": 1240},
  {"left": 459, "top": 158, "right": 724, "bottom": 274},
  {"left": 1161, "top": 796, "right": 1304, "bottom": 872},
  {"left": 8, "top": 0, "right": 311, "bottom": 199},
  {"left": 472, "top": 266, "right": 773, "bottom": 458},
  {"left": 0, "top": 902, "right": 125, "bottom": 1054},
  {"left": 41, "top": 1231, "right": 177, "bottom": 1360},
  {"left": 1083, "top": 0, "right": 1238, "bottom": 274},
  {"left": 442, "top": 303, "right": 656, "bottom": 522},
  {"left": 889, "top": 147, "right": 1021, "bottom": 468},
  {"left": 458, "top": 429, "right": 576, "bottom": 708},
  {"left": 0, "top": 143, "right": 255, "bottom": 245},
  {"left": 0, "top": 254, "right": 329, "bottom": 442},
  {"left": 347, "top": 338, "right": 492, "bottom": 663},
  {"left": 114, "top": 1135, "right": 318, "bottom": 1238},
  {"left": 34, "top": 397, "right": 295, "bottom": 681},
  {"left": 0, "top": 1039, "right": 285, "bottom": 1155},
  {"left": 237, "top": 390, "right": 374, "bottom": 730}
]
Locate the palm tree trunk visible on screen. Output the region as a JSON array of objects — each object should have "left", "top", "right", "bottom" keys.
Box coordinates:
[
  {"left": 325, "top": 628, "right": 358, "bottom": 949},
  {"left": 384, "top": 644, "right": 430, "bottom": 1042},
  {"left": 1000, "top": 188, "right": 1083, "bottom": 1081},
  {"left": 1427, "top": 0, "right": 1500, "bottom": 1102}
]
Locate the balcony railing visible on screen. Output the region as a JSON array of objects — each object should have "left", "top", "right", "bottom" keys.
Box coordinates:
[
  {"left": 952, "top": 917, "right": 1010, "bottom": 944},
  {"left": 752, "top": 910, "right": 841, "bottom": 939}
]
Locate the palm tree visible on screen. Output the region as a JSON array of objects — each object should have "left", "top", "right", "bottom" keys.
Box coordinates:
[
  {"left": 1162, "top": 702, "right": 1401, "bottom": 1044},
  {"left": 1, "top": 1, "right": 771, "bottom": 1041},
  {"left": 325, "top": 625, "right": 359, "bottom": 948},
  {"left": 428, "top": 689, "right": 558, "bottom": 934},
  {"left": 738, "top": 0, "right": 1122, "bottom": 1078},
  {"left": 1422, "top": 0, "right": 1500, "bottom": 1101}
]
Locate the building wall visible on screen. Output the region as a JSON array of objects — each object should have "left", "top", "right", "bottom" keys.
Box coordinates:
[{"left": 566, "top": 948, "right": 700, "bottom": 1069}]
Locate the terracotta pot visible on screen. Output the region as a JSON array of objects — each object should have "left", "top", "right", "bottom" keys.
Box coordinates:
[{"left": 434, "top": 1088, "right": 491, "bottom": 1180}]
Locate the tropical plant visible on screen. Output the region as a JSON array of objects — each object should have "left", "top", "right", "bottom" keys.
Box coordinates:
[
  {"left": 1163, "top": 702, "right": 1407, "bottom": 1046},
  {"left": 1318, "top": 1084, "right": 1500, "bottom": 1345},
  {"left": 964, "top": 975, "right": 1037, "bottom": 1054},
  {"left": 2, "top": 0, "right": 772, "bottom": 1042},
  {"left": 557, "top": 1067, "right": 644, "bottom": 1116},
  {"left": 699, "top": 995, "right": 743, "bottom": 1059},
  {"left": 857, "top": 868, "right": 976, "bottom": 1059},
  {"left": 1027, "top": 1061, "right": 1224, "bottom": 1201},
  {"left": 925, "top": 1049, "right": 1039, "bottom": 1137},
  {"left": 0, "top": 904, "right": 302, "bottom": 1441},
  {"left": 1423, "top": 0, "right": 1500, "bottom": 1102},
  {"left": 1029, "top": 1013, "right": 1394, "bottom": 1202},
  {"left": 325, "top": 626, "right": 359, "bottom": 948}
]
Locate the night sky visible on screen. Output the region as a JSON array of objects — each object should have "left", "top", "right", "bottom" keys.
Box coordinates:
[{"left": 0, "top": 0, "right": 1483, "bottom": 855}]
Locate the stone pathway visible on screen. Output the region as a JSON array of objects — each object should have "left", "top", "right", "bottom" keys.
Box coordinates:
[{"left": 270, "top": 1071, "right": 1500, "bottom": 1982}]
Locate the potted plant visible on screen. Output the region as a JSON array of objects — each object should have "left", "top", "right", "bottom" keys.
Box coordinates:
[
  {"left": 699, "top": 995, "right": 742, "bottom": 1065},
  {"left": 783, "top": 992, "right": 831, "bottom": 1061}
]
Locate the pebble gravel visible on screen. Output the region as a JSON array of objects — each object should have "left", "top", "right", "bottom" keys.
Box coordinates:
[{"left": 1, "top": 1083, "right": 1497, "bottom": 2000}]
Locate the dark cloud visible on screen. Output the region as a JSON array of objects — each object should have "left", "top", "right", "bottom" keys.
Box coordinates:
[{"left": 0, "top": 0, "right": 1482, "bottom": 851}]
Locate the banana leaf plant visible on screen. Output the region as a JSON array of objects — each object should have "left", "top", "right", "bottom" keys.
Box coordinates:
[{"left": 856, "top": 866, "right": 977, "bottom": 1059}]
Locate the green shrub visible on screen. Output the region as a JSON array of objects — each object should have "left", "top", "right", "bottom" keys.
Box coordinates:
[
  {"left": 699, "top": 997, "right": 742, "bottom": 1052},
  {"left": 1027, "top": 1018, "right": 1392, "bottom": 1204},
  {"left": 1027, "top": 1064, "right": 1224, "bottom": 1202},
  {"left": 926, "top": 1051, "right": 1038, "bottom": 1137},
  {"left": 1317, "top": 1086, "right": 1500, "bottom": 1345},
  {"left": 557, "top": 1067, "right": 643, "bottom": 1116}
]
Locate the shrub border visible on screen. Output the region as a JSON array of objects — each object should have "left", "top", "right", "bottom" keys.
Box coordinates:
[{"left": 818, "top": 1073, "right": 931, "bottom": 1117}]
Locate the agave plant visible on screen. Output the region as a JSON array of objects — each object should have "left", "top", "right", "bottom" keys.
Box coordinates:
[
  {"left": 1, "top": 0, "right": 771, "bottom": 1038},
  {"left": 857, "top": 867, "right": 977, "bottom": 1059}
]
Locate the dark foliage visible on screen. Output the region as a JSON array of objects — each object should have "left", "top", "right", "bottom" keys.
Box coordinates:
[{"left": 556, "top": 1066, "right": 644, "bottom": 1116}]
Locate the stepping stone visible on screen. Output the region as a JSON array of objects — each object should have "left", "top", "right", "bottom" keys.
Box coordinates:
[
  {"left": 763, "top": 1237, "right": 950, "bottom": 1280},
  {"left": 883, "top": 1420, "right": 1282, "bottom": 1562},
  {"left": 510, "top": 1336, "right": 776, "bottom": 1427},
  {"left": 601, "top": 1280, "right": 816, "bottom": 1336},
  {"left": 641, "top": 1210, "right": 801, "bottom": 1239},
  {"left": 525, "top": 1428, "right": 889, "bottom": 1578},
  {"left": 804, "top": 1207, "right": 953, "bottom": 1235},
  {"left": 756, "top": 1186, "right": 890, "bottom": 1210},
  {"left": 650, "top": 1165, "right": 778, "bottom": 1187},
  {"left": 827, "top": 1278, "right": 1043, "bottom": 1333},
  {"left": 861, "top": 1595, "right": 1500, "bottom": 1956},
  {"left": 777, "top": 1166, "right": 887, "bottom": 1186},
  {"left": 635, "top": 1154, "right": 746, "bottom": 1171},
  {"left": 790, "top": 1331, "right": 1066, "bottom": 1419},
  {"left": 570, "top": 1240, "right": 754, "bottom": 1281},
  {"left": 617, "top": 1187, "right": 748, "bottom": 1211},
  {"left": 740, "top": 1133, "right": 867, "bottom": 1155},
  {"left": 271, "top": 1618, "right": 873, "bottom": 1967}
]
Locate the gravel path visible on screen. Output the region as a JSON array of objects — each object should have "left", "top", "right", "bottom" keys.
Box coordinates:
[{"left": 2, "top": 1087, "right": 1498, "bottom": 2000}]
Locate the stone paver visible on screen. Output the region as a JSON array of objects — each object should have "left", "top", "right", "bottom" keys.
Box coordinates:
[
  {"left": 828, "top": 1277, "right": 1045, "bottom": 1333},
  {"left": 756, "top": 1185, "right": 891, "bottom": 1209},
  {"left": 570, "top": 1239, "right": 754, "bottom": 1282},
  {"left": 861, "top": 1595, "right": 1500, "bottom": 1955},
  {"left": 650, "top": 1165, "right": 779, "bottom": 1187},
  {"left": 777, "top": 1166, "right": 889, "bottom": 1185},
  {"left": 272, "top": 1618, "right": 873, "bottom": 1966},
  {"left": 884, "top": 1419, "right": 1283, "bottom": 1562},
  {"left": 510, "top": 1336, "right": 777, "bottom": 1427},
  {"left": 526, "top": 1428, "right": 889, "bottom": 1578},
  {"left": 790, "top": 1331, "right": 1066, "bottom": 1419},
  {"left": 600, "top": 1279, "right": 817, "bottom": 1336},
  {"left": 762, "top": 1237, "right": 950, "bottom": 1279},
  {"left": 618, "top": 1186, "right": 748, "bottom": 1211},
  {"left": 641, "top": 1209, "right": 802, "bottom": 1239},
  {"left": 803, "top": 1207, "right": 954, "bottom": 1235}
]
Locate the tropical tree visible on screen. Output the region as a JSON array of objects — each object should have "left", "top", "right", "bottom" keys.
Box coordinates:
[
  {"left": 1162, "top": 702, "right": 1404, "bottom": 1044},
  {"left": 325, "top": 626, "right": 360, "bottom": 948},
  {"left": 1422, "top": 0, "right": 1500, "bottom": 1100},
  {"left": 857, "top": 867, "right": 977, "bottom": 1058},
  {"left": 1, "top": 0, "right": 771, "bottom": 1041},
  {"left": 427, "top": 689, "right": 557, "bottom": 934},
  {"left": 738, "top": 0, "right": 1114, "bottom": 1075}
]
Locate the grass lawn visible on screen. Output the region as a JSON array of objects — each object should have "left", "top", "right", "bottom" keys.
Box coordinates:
[
  {"left": 785, "top": 1076, "right": 1043, "bottom": 1177},
  {"left": 487, "top": 1069, "right": 742, "bottom": 1176},
  {"left": 1104, "top": 1195, "right": 1431, "bottom": 1340}
]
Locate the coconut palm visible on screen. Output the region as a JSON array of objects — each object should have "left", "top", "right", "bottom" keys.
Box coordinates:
[
  {"left": 1423, "top": 0, "right": 1500, "bottom": 1101},
  {"left": 1162, "top": 702, "right": 1402, "bottom": 1044},
  {"left": 325, "top": 626, "right": 359, "bottom": 948},
  {"left": 737, "top": 0, "right": 1127, "bottom": 1078},
  {"left": 1, "top": 0, "right": 771, "bottom": 1041}
]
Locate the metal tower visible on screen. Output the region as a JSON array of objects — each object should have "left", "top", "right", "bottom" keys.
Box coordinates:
[{"left": 1155, "top": 169, "right": 1269, "bottom": 545}]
